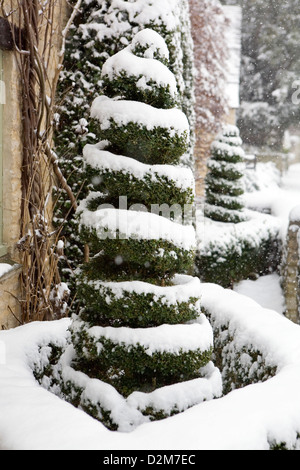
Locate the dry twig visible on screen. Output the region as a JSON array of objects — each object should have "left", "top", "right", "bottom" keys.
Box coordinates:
[{"left": 1, "top": 0, "right": 81, "bottom": 322}]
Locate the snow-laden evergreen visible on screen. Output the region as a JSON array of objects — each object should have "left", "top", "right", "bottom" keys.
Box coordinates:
[
  {"left": 43, "top": 30, "right": 220, "bottom": 430},
  {"left": 204, "top": 124, "right": 246, "bottom": 224}
]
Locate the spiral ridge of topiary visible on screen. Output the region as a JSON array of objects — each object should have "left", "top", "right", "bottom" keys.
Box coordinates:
[{"left": 47, "top": 29, "right": 221, "bottom": 431}]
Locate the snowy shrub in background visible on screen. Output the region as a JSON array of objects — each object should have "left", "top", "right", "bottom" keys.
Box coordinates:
[
  {"left": 238, "top": 102, "right": 280, "bottom": 149},
  {"left": 195, "top": 209, "right": 281, "bottom": 288},
  {"left": 40, "top": 30, "right": 221, "bottom": 431},
  {"left": 53, "top": 0, "right": 195, "bottom": 295},
  {"left": 204, "top": 124, "right": 246, "bottom": 224},
  {"left": 242, "top": 161, "right": 281, "bottom": 195}
]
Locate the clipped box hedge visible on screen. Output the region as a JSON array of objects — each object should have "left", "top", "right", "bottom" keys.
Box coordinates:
[
  {"left": 82, "top": 145, "right": 194, "bottom": 213},
  {"left": 70, "top": 319, "right": 213, "bottom": 396},
  {"left": 195, "top": 209, "right": 282, "bottom": 288},
  {"left": 100, "top": 32, "right": 179, "bottom": 109},
  {"left": 90, "top": 118, "right": 189, "bottom": 166},
  {"left": 90, "top": 95, "right": 190, "bottom": 165},
  {"left": 76, "top": 274, "right": 201, "bottom": 328},
  {"left": 79, "top": 234, "right": 195, "bottom": 282}
]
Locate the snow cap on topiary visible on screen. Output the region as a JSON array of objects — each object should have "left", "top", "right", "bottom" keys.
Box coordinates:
[{"left": 130, "top": 28, "right": 170, "bottom": 62}]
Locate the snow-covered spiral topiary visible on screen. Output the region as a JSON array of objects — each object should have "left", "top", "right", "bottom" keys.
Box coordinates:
[
  {"left": 44, "top": 29, "right": 221, "bottom": 431},
  {"left": 53, "top": 0, "right": 195, "bottom": 297},
  {"left": 100, "top": 29, "right": 179, "bottom": 108},
  {"left": 204, "top": 125, "right": 246, "bottom": 224}
]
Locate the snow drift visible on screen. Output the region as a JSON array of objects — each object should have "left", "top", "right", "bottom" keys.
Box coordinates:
[{"left": 1, "top": 283, "right": 300, "bottom": 450}]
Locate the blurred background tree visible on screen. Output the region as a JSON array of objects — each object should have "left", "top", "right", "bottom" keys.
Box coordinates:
[
  {"left": 189, "top": 0, "right": 229, "bottom": 196},
  {"left": 222, "top": 0, "right": 300, "bottom": 149}
]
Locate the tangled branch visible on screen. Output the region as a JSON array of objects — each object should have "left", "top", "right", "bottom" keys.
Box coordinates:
[{"left": 0, "top": 0, "right": 82, "bottom": 322}]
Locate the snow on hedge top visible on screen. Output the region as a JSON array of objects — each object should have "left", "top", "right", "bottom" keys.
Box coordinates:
[
  {"left": 196, "top": 209, "right": 281, "bottom": 255},
  {"left": 90, "top": 95, "right": 190, "bottom": 135},
  {"left": 199, "top": 283, "right": 298, "bottom": 372},
  {"left": 83, "top": 274, "right": 201, "bottom": 306},
  {"left": 79, "top": 208, "right": 196, "bottom": 250},
  {"left": 220, "top": 124, "right": 240, "bottom": 138},
  {"left": 289, "top": 205, "right": 300, "bottom": 223},
  {"left": 127, "top": 361, "right": 222, "bottom": 416},
  {"left": 130, "top": 29, "right": 169, "bottom": 61},
  {"left": 211, "top": 141, "right": 245, "bottom": 159},
  {"left": 82, "top": 143, "right": 194, "bottom": 191},
  {"left": 59, "top": 351, "right": 147, "bottom": 433},
  {"left": 72, "top": 314, "right": 213, "bottom": 355},
  {"left": 101, "top": 46, "right": 177, "bottom": 96}
]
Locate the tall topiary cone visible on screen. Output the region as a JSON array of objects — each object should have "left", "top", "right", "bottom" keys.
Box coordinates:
[
  {"left": 49, "top": 30, "right": 221, "bottom": 431},
  {"left": 204, "top": 124, "right": 246, "bottom": 224},
  {"left": 53, "top": 0, "right": 195, "bottom": 295}
]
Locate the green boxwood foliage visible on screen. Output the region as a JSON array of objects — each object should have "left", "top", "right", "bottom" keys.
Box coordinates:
[
  {"left": 90, "top": 117, "right": 189, "bottom": 165},
  {"left": 195, "top": 211, "right": 282, "bottom": 288},
  {"left": 196, "top": 236, "right": 281, "bottom": 288},
  {"left": 83, "top": 158, "right": 194, "bottom": 213},
  {"left": 44, "top": 26, "right": 218, "bottom": 430},
  {"left": 205, "top": 309, "right": 277, "bottom": 396},
  {"left": 101, "top": 72, "right": 179, "bottom": 109},
  {"left": 76, "top": 277, "right": 200, "bottom": 328},
  {"left": 79, "top": 225, "right": 195, "bottom": 282},
  {"left": 89, "top": 93, "right": 190, "bottom": 165},
  {"left": 70, "top": 323, "right": 213, "bottom": 396},
  {"left": 100, "top": 29, "right": 180, "bottom": 109}
]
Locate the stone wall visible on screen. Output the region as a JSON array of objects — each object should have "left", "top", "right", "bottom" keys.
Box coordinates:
[
  {"left": 194, "top": 129, "right": 214, "bottom": 198},
  {"left": 0, "top": 265, "right": 22, "bottom": 330},
  {"left": 2, "top": 51, "right": 22, "bottom": 261},
  {"left": 0, "top": 41, "right": 23, "bottom": 329},
  {"left": 282, "top": 206, "right": 300, "bottom": 324}
]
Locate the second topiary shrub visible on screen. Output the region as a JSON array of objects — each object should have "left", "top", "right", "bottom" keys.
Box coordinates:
[{"left": 204, "top": 124, "right": 246, "bottom": 224}]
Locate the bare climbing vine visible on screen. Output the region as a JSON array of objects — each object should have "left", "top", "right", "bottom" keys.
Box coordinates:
[{"left": 0, "top": 0, "right": 82, "bottom": 322}]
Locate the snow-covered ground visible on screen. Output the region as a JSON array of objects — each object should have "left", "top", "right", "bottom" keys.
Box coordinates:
[
  {"left": 244, "top": 161, "right": 300, "bottom": 239},
  {"left": 234, "top": 273, "right": 285, "bottom": 315},
  {"left": 1, "top": 284, "right": 300, "bottom": 450},
  {"left": 235, "top": 161, "right": 300, "bottom": 315},
  {"left": 0, "top": 161, "right": 300, "bottom": 450}
]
